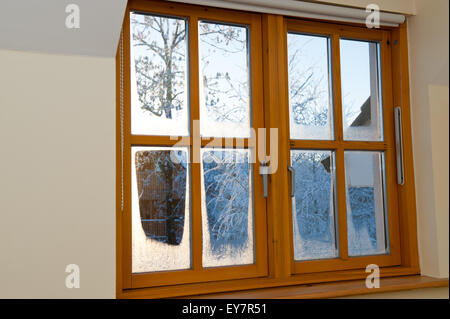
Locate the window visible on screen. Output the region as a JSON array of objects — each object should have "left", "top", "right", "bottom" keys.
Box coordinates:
[
  {"left": 285, "top": 20, "right": 401, "bottom": 275},
  {"left": 117, "top": 0, "right": 419, "bottom": 298}
]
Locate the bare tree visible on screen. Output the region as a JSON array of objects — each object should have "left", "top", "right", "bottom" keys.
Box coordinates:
[
  {"left": 287, "top": 38, "right": 329, "bottom": 127},
  {"left": 131, "top": 14, "right": 248, "bottom": 123},
  {"left": 132, "top": 14, "right": 187, "bottom": 119},
  {"left": 199, "top": 22, "right": 248, "bottom": 125}
]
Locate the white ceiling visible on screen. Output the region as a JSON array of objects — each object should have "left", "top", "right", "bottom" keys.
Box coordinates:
[{"left": 0, "top": 0, "right": 127, "bottom": 57}]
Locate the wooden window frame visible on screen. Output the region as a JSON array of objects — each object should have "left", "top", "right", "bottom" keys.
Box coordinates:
[{"left": 116, "top": 0, "right": 420, "bottom": 299}]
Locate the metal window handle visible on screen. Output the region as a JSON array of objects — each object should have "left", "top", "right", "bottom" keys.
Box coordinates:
[
  {"left": 288, "top": 165, "right": 295, "bottom": 197},
  {"left": 394, "top": 107, "right": 405, "bottom": 185},
  {"left": 260, "top": 161, "right": 269, "bottom": 198}
]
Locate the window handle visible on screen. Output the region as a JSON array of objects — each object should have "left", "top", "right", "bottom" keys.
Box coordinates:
[
  {"left": 394, "top": 107, "right": 405, "bottom": 185},
  {"left": 260, "top": 161, "right": 269, "bottom": 198},
  {"left": 288, "top": 165, "right": 295, "bottom": 197}
]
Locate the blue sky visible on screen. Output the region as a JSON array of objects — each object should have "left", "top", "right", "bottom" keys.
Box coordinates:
[{"left": 340, "top": 39, "right": 375, "bottom": 123}]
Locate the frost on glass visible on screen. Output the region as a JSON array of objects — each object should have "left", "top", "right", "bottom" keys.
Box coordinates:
[
  {"left": 291, "top": 150, "right": 338, "bottom": 260},
  {"left": 340, "top": 40, "right": 383, "bottom": 141},
  {"left": 199, "top": 22, "right": 251, "bottom": 138},
  {"left": 132, "top": 147, "right": 190, "bottom": 273},
  {"left": 345, "top": 151, "right": 388, "bottom": 256},
  {"left": 288, "top": 33, "right": 333, "bottom": 140},
  {"left": 201, "top": 149, "right": 254, "bottom": 267},
  {"left": 130, "top": 13, "right": 189, "bottom": 136}
]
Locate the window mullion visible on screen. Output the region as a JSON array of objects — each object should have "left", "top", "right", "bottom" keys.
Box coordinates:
[
  {"left": 335, "top": 147, "right": 349, "bottom": 260},
  {"left": 330, "top": 33, "right": 349, "bottom": 260},
  {"left": 188, "top": 14, "right": 203, "bottom": 271},
  {"left": 331, "top": 33, "right": 344, "bottom": 143}
]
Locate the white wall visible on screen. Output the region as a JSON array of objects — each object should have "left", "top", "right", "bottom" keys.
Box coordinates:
[
  {"left": 408, "top": 0, "right": 449, "bottom": 279},
  {"left": 0, "top": 49, "right": 116, "bottom": 298}
]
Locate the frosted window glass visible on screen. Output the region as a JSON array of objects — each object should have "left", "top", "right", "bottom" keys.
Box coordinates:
[
  {"left": 131, "top": 147, "right": 190, "bottom": 273},
  {"left": 291, "top": 150, "right": 338, "bottom": 260},
  {"left": 201, "top": 149, "right": 254, "bottom": 267},
  {"left": 345, "top": 151, "right": 389, "bottom": 256}
]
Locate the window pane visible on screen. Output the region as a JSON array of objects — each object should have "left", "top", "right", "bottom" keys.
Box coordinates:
[
  {"left": 340, "top": 39, "right": 383, "bottom": 141},
  {"left": 288, "top": 33, "right": 334, "bottom": 140},
  {"left": 130, "top": 13, "right": 189, "bottom": 136},
  {"left": 291, "top": 150, "right": 338, "bottom": 260},
  {"left": 345, "top": 151, "right": 388, "bottom": 256},
  {"left": 132, "top": 147, "right": 190, "bottom": 273},
  {"left": 201, "top": 149, "right": 254, "bottom": 267},
  {"left": 199, "top": 22, "right": 250, "bottom": 138}
]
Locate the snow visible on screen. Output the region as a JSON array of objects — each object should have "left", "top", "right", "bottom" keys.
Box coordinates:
[
  {"left": 201, "top": 149, "right": 254, "bottom": 267},
  {"left": 291, "top": 150, "right": 338, "bottom": 260}
]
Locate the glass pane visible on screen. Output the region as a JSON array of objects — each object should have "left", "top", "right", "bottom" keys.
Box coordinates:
[
  {"left": 345, "top": 151, "right": 388, "bottom": 256},
  {"left": 132, "top": 147, "right": 190, "bottom": 273},
  {"left": 130, "top": 13, "right": 189, "bottom": 136},
  {"left": 340, "top": 39, "right": 383, "bottom": 141},
  {"left": 287, "top": 33, "right": 334, "bottom": 140},
  {"left": 201, "top": 149, "right": 254, "bottom": 267},
  {"left": 199, "top": 22, "right": 250, "bottom": 138},
  {"left": 291, "top": 150, "right": 338, "bottom": 260}
]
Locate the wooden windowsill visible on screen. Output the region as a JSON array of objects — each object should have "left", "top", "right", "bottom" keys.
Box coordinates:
[{"left": 181, "top": 276, "right": 449, "bottom": 299}]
